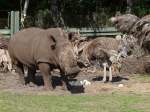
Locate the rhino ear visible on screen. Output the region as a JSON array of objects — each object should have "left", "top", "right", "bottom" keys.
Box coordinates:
[{"left": 49, "top": 35, "right": 56, "bottom": 50}]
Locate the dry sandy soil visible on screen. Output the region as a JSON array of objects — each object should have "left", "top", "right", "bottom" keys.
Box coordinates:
[{"left": 0, "top": 68, "right": 150, "bottom": 95}]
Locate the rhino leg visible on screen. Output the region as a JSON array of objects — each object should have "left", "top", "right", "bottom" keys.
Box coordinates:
[
  {"left": 61, "top": 75, "right": 69, "bottom": 90},
  {"left": 38, "top": 63, "right": 53, "bottom": 90},
  {"left": 15, "top": 62, "right": 25, "bottom": 85},
  {"left": 26, "top": 67, "right": 36, "bottom": 87}
]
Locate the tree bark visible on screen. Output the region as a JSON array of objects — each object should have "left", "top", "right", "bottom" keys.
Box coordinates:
[
  {"left": 50, "top": 0, "right": 65, "bottom": 27},
  {"left": 23, "top": 0, "right": 29, "bottom": 17},
  {"left": 126, "top": 0, "right": 132, "bottom": 13}
]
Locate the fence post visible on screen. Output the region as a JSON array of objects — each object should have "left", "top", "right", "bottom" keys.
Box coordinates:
[
  {"left": 10, "top": 11, "right": 14, "bottom": 36},
  {"left": 10, "top": 11, "right": 20, "bottom": 37}
]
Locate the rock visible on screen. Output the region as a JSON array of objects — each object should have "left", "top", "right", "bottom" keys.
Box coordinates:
[{"left": 118, "top": 84, "right": 124, "bottom": 88}]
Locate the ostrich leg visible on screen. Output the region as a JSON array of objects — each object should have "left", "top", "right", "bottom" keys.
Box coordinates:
[
  {"left": 102, "top": 63, "right": 107, "bottom": 82},
  {"left": 109, "top": 66, "right": 112, "bottom": 82}
]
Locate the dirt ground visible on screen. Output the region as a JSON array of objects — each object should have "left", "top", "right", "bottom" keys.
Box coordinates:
[{"left": 0, "top": 69, "right": 150, "bottom": 95}]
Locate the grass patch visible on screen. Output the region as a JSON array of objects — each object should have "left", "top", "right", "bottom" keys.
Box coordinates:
[
  {"left": 0, "top": 92, "right": 150, "bottom": 112},
  {"left": 131, "top": 74, "right": 150, "bottom": 83}
]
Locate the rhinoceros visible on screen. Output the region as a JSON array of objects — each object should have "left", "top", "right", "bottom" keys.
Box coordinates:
[{"left": 8, "top": 27, "right": 80, "bottom": 90}]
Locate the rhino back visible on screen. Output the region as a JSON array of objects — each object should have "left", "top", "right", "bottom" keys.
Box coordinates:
[
  {"left": 46, "top": 28, "right": 69, "bottom": 46},
  {"left": 9, "top": 28, "right": 56, "bottom": 66}
]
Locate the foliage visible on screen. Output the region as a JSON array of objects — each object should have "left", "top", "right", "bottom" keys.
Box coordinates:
[
  {"left": 0, "top": 0, "right": 149, "bottom": 27},
  {"left": 28, "top": 0, "right": 150, "bottom": 28},
  {"left": 132, "top": 0, "right": 150, "bottom": 17}
]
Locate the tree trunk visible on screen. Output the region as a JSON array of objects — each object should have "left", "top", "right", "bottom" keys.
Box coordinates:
[
  {"left": 126, "top": 0, "right": 132, "bottom": 13},
  {"left": 20, "top": 0, "right": 30, "bottom": 28},
  {"left": 23, "top": 0, "right": 29, "bottom": 17},
  {"left": 50, "top": 0, "right": 65, "bottom": 27}
]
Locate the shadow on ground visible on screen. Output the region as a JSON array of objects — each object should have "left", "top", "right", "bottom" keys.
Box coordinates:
[
  {"left": 25, "top": 75, "right": 85, "bottom": 94},
  {"left": 92, "top": 76, "right": 129, "bottom": 83}
]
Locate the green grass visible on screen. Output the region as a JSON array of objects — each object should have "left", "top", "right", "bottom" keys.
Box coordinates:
[
  {"left": 0, "top": 92, "right": 150, "bottom": 112},
  {"left": 131, "top": 74, "right": 150, "bottom": 83}
]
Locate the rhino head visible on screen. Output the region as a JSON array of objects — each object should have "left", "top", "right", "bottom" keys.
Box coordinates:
[
  {"left": 58, "top": 43, "right": 80, "bottom": 76},
  {"left": 50, "top": 28, "right": 80, "bottom": 77},
  {"left": 110, "top": 14, "right": 139, "bottom": 33}
]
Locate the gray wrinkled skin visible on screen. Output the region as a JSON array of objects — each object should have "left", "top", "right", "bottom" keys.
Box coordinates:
[
  {"left": 46, "top": 28, "right": 80, "bottom": 75},
  {"left": 8, "top": 27, "right": 80, "bottom": 90}
]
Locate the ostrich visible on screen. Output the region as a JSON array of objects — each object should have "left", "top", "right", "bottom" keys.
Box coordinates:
[{"left": 68, "top": 32, "right": 129, "bottom": 82}]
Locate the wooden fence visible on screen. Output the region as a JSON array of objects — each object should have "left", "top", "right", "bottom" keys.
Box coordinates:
[
  {"left": 0, "top": 11, "right": 20, "bottom": 38},
  {"left": 66, "top": 27, "right": 121, "bottom": 37}
]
